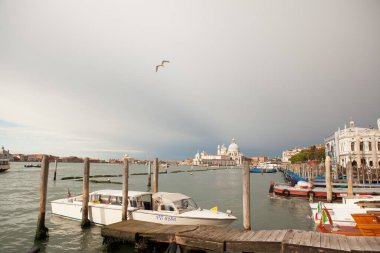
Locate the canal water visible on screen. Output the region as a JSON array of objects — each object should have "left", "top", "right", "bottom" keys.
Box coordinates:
[{"left": 0, "top": 163, "right": 314, "bottom": 252}]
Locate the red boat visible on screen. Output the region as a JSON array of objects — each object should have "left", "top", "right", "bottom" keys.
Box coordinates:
[{"left": 270, "top": 182, "right": 380, "bottom": 201}]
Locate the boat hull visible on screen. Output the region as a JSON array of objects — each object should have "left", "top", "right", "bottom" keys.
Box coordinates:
[
  {"left": 272, "top": 184, "right": 380, "bottom": 201},
  {"left": 51, "top": 200, "right": 235, "bottom": 226},
  {"left": 250, "top": 168, "right": 277, "bottom": 173}
]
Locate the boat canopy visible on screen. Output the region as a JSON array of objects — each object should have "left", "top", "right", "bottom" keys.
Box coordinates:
[
  {"left": 90, "top": 189, "right": 151, "bottom": 198},
  {"left": 153, "top": 192, "right": 191, "bottom": 204}
]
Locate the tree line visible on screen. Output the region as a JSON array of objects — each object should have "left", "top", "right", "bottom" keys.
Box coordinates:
[{"left": 289, "top": 145, "right": 325, "bottom": 164}]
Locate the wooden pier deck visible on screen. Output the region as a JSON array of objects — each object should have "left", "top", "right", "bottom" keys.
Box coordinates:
[{"left": 101, "top": 220, "right": 380, "bottom": 252}]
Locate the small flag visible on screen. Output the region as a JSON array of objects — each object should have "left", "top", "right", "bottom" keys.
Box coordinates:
[
  {"left": 317, "top": 201, "right": 322, "bottom": 215},
  {"left": 322, "top": 209, "right": 328, "bottom": 224},
  {"left": 210, "top": 206, "right": 218, "bottom": 212}
]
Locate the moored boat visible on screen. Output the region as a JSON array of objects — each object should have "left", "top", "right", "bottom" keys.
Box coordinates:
[
  {"left": 310, "top": 196, "right": 380, "bottom": 226},
  {"left": 250, "top": 167, "right": 277, "bottom": 173},
  {"left": 51, "top": 189, "right": 236, "bottom": 226},
  {"left": 0, "top": 159, "right": 10, "bottom": 172},
  {"left": 24, "top": 164, "right": 41, "bottom": 168},
  {"left": 270, "top": 182, "right": 380, "bottom": 201},
  {"left": 316, "top": 208, "right": 380, "bottom": 236}
]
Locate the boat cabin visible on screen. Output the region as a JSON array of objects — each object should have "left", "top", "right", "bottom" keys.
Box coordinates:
[
  {"left": 74, "top": 190, "right": 198, "bottom": 214},
  {"left": 0, "top": 159, "right": 9, "bottom": 166},
  {"left": 153, "top": 192, "right": 198, "bottom": 214}
]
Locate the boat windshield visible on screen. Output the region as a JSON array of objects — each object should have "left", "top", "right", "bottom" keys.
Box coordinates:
[{"left": 173, "top": 198, "right": 198, "bottom": 213}]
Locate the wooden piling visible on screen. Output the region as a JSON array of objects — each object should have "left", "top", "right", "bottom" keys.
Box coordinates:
[
  {"left": 53, "top": 159, "right": 57, "bottom": 181},
  {"left": 35, "top": 155, "right": 49, "bottom": 240},
  {"left": 81, "top": 158, "right": 91, "bottom": 228},
  {"left": 122, "top": 158, "right": 129, "bottom": 220},
  {"left": 242, "top": 161, "right": 251, "bottom": 230},
  {"left": 325, "top": 156, "right": 332, "bottom": 203},
  {"left": 147, "top": 161, "right": 151, "bottom": 187},
  {"left": 347, "top": 162, "right": 354, "bottom": 197},
  {"left": 153, "top": 158, "right": 159, "bottom": 193}
]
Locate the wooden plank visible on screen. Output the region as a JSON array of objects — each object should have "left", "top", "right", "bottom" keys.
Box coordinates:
[
  {"left": 288, "top": 230, "right": 304, "bottom": 245},
  {"left": 310, "top": 232, "right": 321, "bottom": 248},
  {"left": 248, "top": 230, "right": 267, "bottom": 241},
  {"left": 223, "top": 228, "right": 245, "bottom": 241},
  {"left": 299, "top": 231, "right": 312, "bottom": 246},
  {"left": 346, "top": 236, "right": 365, "bottom": 252},
  {"left": 206, "top": 227, "right": 232, "bottom": 242},
  {"left": 282, "top": 230, "right": 296, "bottom": 245},
  {"left": 237, "top": 230, "right": 257, "bottom": 241},
  {"left": 337, "top": 235, "right": 350, "bottom": 252},
  {"left": 266, "top": 230, "right": 281, "bottom": 242},
  {"left": 320, "top": 233, "right": 331, "bottom": 249},
  {"left": 357, "top": 236, "right": 375, "bottom": 252},
  {"left": 272, "top": 229, "right": 288, "bottom": 242},
  {"left": 328, "top": 234, "right": 342, "bottom": 251},
  {"left": 175, "top": 235, "right": 224, "bottom": 252},
  {"left": 364, "top": 237, "right": 380, "bottom": 252}
]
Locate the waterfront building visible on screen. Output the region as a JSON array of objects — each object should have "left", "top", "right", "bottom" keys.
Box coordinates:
[
  {"left": 0, "top": 146, "right": 12, "bottom": 160},
  {"left": 193, "top": 138, "right": 244, "bottom": 166},
  {"left": 282, "top": 148, "right": 303, "bottom": 163},
  {"left": 325, "top": 118, "right": 380, "bottom": 168}
]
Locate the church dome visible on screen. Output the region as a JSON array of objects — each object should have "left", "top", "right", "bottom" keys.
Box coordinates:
[{"left": 228, "top": 138, "right": 239, "bottom": 152}]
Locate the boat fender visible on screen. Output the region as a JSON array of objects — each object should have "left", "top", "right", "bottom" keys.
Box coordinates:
[{"left": 282, "top": 189, "right": 290, "bottom": 196}]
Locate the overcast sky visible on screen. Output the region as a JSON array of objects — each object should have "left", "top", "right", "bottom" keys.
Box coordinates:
[{"left": 0, "top": 0, "right": 379, "bottom": 160}]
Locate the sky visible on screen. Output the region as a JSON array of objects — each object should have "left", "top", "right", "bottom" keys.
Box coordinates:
[{"left": 0, "top": 0, "right": 379, "bottom": 160}]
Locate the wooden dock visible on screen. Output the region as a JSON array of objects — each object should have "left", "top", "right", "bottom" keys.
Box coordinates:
[{"left": 101, "top": 220, "right": 380, "bottom": 252}]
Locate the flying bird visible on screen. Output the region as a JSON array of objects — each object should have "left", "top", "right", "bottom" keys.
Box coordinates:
[{"left": 155, "top": 60, "right": 170, "bottom": 72}]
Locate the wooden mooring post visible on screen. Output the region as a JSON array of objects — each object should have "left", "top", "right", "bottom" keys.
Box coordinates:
[
  {"left": 35, "top": 155, "right": 49, "bottom": 240},
  {"left": 325, "top": 156, "right": 333, "bottom": 203},
  {"left": 347, "top": 161, "right": 354, "bottom": 197},
  {"left": 153, "top": 158, "right": 159, "bottom": 193},
  {"left": 243, "top": 161, "right": 251, "bottom": 230},
  {"left": 53, "top": 159, "right": 58, "bottom": 181},
  {"left": 81, "top": 158, "right": 91, "bottom": 228},
  {"left": 147, "top": 161, "right": 151, "bottom": 187},
  {"left": 122, "top": 157, "right": 129, "bottom": 221}
]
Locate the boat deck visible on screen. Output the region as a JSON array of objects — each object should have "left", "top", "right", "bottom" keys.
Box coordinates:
[{"left": 101, "top": 220, "right": 380, "bottom": 252}]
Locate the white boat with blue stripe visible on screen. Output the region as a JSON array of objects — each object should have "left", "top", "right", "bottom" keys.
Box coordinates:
[{"left": 51, "top": 189, "right": 236, "bottom": 226}]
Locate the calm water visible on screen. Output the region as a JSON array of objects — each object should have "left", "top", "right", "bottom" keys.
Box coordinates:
[{"left": 0, "top": 163, "right": 314, "bottom": 252}]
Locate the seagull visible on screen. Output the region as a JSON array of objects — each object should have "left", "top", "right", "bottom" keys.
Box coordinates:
[{"left": 155, "top": 60, "right": 170, "bottom": 72}]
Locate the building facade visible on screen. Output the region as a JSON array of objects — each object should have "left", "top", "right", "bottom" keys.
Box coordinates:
[
  {"left": 0, "top": 146, "right": 12, "bottom": 160},
  {"left": 325, "top": 119, "right": 380, "bottom": 168},
  {"left": 193, "top": 138, "right": 244, "bottom": 166},
  {"left": 282, "top": 148, "right": 303, "bottom": 163}
]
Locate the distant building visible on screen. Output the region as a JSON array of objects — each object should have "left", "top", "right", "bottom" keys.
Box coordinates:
[
  {"left": 325, "top": 118, "right": 380, "bottom": 168},
  {"left": 0, "top": 146, "right": 12, "bottom": 160},
  {"left": 193, "top": 138, "right": 244, "bottom": 166},
  {"left": 122, "top": 154, "right": 134, "bottom": 163},
  {"left": 282, "top": 148, "right": 303, "bottom": 163},
  {"left": 250, "top": 156, "right": 268, "bottom": 166}
]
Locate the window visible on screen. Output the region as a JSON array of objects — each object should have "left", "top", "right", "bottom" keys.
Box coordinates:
[
  {"left": 351, "top": 142, "right": 355, "bottom": 151},
  {"left": 369, "top": 142, "right": 372, "bottom": 151},
  {"left": 359, "top": 142, "right": 363, "bottom": 151},
  {"left": 378, "top": 142, "right": 380, "bottom": 151}
]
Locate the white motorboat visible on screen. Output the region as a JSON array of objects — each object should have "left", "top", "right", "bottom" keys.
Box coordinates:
[
  {"left": 51, "top": 189, "right": 236, "bottom": 226},
  {"left": 0, "top": 159, "right": 10, "bottom": 172},
  {"left": 309, "top": 196, "right": 380, "bottom": 226}
]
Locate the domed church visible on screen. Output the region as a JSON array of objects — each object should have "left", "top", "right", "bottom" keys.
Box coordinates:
[
  {"left": 218, "top": 138, "right": 244, "bottom": 165},
  {"left": 193, "top": 138, "right": 244, "bottom": 166}
]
